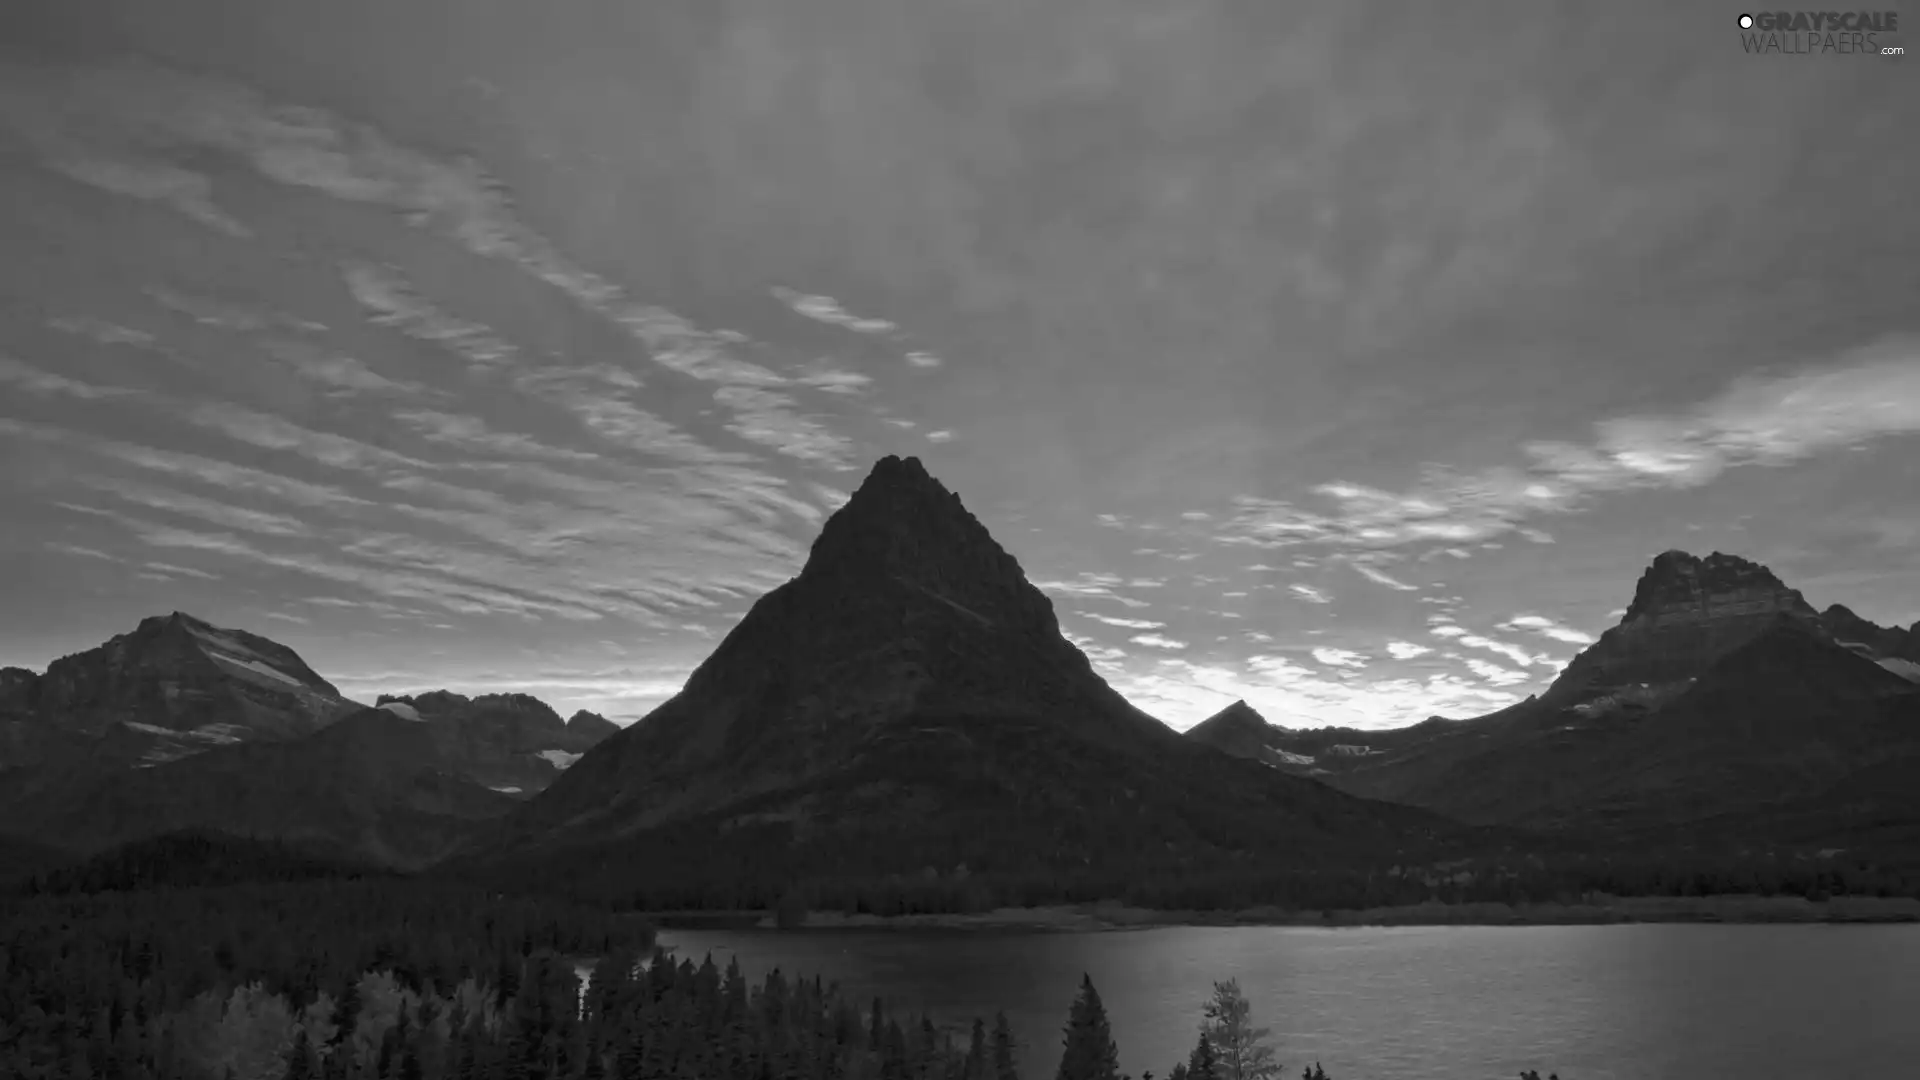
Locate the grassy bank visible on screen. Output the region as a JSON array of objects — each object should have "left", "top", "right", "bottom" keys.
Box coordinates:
[{"left": 699, "top": 894, "right": 1920, "bottom": 931}]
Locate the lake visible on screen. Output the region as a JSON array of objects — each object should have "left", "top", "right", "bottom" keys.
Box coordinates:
[{"left": 655, "top": 924, "right": 1920, "bottom": 1080}]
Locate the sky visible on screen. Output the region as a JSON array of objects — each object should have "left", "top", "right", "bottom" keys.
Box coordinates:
[{"left": 1, "top": 1, "right": 1916, "bottom": 730}]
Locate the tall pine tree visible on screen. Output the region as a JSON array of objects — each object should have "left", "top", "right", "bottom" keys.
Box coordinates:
[
  {"left": 1055, "top": 975, "right": 1120, "bottom": 1080},
  {"left": 991, "top": 1012, "right": 1020, "bottom": 1080}
]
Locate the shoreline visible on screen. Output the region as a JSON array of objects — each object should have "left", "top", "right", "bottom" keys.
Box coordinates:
[{"left": 646, "top": 894, "right": 1920, "bottom": 932}]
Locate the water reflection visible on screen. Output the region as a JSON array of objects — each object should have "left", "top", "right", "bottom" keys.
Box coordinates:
[{"left": 656, "top": 924, "right": 1920, "bottom": 1080}]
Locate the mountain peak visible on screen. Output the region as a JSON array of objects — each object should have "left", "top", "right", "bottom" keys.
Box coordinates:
[
  {"left": 801, "top": 455, "right": 992, "bottom": 578},
  {"left": 1544, "top": 548, "right": 1823, "bottom": 706},
  {"left": 137, "top": 611, "right": 210, "bottom": 635},
  {"left": 509, "top": 455, "right": 1186, "bottom": 844},
  {"left": 1625, "top": 550, "right": 1798, "bottom": 622}
]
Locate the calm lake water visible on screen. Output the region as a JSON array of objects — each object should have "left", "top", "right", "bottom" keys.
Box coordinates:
[{"left": 656, "top": 924, "right": 1920, "bottom": 1080}]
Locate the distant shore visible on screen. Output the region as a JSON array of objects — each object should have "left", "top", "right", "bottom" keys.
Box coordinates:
[{"left": 646, "top": 894, "right": 1920, "bottom": 933}]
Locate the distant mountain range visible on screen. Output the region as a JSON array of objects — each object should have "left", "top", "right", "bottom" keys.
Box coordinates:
[
  {"left": 6, "top": 458, "right": 1918, "bottom": 903},
  {"left": 0, "top": 613, "right": 620, "bottom": 867},
  {"left": 1186, "top": 549, "right": 1920, "bottom": 852}
]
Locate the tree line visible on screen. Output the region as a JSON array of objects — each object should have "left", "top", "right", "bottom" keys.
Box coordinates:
[{"left": 2, "top": 872, "right": 1570, "bottom": 1080}]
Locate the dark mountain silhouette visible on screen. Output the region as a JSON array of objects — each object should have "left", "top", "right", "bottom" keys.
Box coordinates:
[
  {"left": 1251, "top": 551, "right": 1920, "bottom": 851},
  {"left": 566, "top": 709, "right": 620, "bottom": 741},
  {"left": 1821, "top": 603, "right": 1920, "bottom": 677},
  {"left": 0, "top": 706, "right": 516, "bottom": 868},
  {"left": 0, "top": 611, "right": 359, "bottom": 771},
  {"left": 458, "top": 456, "right": 1471, "bottom": 904},
  {"left": 372, "top": 690, "right": 618, "bottom": 795},
  {"left": 1183, "top": 700, "right": 1319, "bottom": 768},
  {"left": 1541, "top": 549, "right": 1823, "bottom": 709}
]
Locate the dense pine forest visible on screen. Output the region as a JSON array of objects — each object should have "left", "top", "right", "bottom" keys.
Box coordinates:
[
  {"left": 466, "top": 819, "right": 1920, "bottom": 915},
  {"left": 0, "top": 832, "right": 1594, "bottom": 1080}
]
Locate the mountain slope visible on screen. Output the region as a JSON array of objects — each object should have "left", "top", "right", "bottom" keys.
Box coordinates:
[
  {"left": 373, "top": 691, "right": 617, "bottom": 796},
  {"left": 0, "top": 612, "right": 360, "bottom": 770},
  {"left": 0, "top": 707, "right": 517, "bottom": 868},
  {"left": 460, "top": 456, "right": 1472, "bottom": 904},
  {"left": 1185, "top": 700, "right": 1318, "bottom": 767},
  {"left": 1275, "top": 552, "right": 1920, "bottom": 849}
]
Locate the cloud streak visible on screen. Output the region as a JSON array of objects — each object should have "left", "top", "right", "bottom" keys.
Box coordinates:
[{"left": 1222, "top": 339, "right": 1920, "bottom": 552}]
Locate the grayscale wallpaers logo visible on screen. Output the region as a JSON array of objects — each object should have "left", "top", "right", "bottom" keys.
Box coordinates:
[{"left": 1737, "top": 11, "right": 1904, "bottom": 54}]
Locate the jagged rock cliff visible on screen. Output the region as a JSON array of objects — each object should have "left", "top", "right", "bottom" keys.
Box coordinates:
[
  {"left": 371, "top": 690, "right": 619, "bottom": 796},
  {"left": 1542, "top": 550, "right": 1823, "bottom": 706}
]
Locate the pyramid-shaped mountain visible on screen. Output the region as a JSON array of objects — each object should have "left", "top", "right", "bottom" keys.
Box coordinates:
[
  {"left": 1185, "top": 700, "right": 1280, "bottom": 761},
  {"left": 468, "top": 456, "right": 1463, "bottom": 904}
]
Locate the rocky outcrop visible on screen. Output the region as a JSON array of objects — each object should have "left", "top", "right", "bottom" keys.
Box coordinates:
[{"left": 1542, "top": 550, "right": 1823, "bottom": 707}]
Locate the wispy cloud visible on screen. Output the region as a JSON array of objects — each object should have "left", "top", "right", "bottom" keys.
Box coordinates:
[
  {"left": 1082, "top": 612, "right": 1164, "bottom": 630},
  {"left": 1464, "top": 658, "right": 1530, "bottom": 686},
  {"left": 770, "top": 286, "right": 900, "bottom": 335},
  {"left": 1289, "top": 583, "right": 1332, "bottom": 604},
  {"left": 1311, "top": 647, "right": 1368, "bottom": 669},
  {"left": 0, "top": 355, "right": 139, "bottom": 400},
  {"left": 1129, "top": 633, "right": 1188, "bottom": 651},
  {"left": 1385, "top": 640, "right": 1432, "bottom": 660},
  {"left": 1035, "top": 572, "right": 1152, "bottom": 609},
  {"left": 343, "top": 262, "right": 521, "bottom": 370},
  {"left": 1429, "top": 622, "right": 1550, "bottom": 669},
  {"left": 1223, "top": 339, "right": 1920, "bottom": 552},
  {"left": 392, "top": 409, "right": 602, "bottom": 463},
  {"left": 48, "top": 316, "right": 156, "bottom": 347},
  {"left": 267, "top": 340, "right": 426, "bottom": 398},
  {"left": 144, "top": 561, "right": 220, "bottom": 581},
  {"left": 44, "top": 153, "right": 250, "bottom": 237},
  {"left": 1501, "top": 614, "right": 1598, "bottom": 645},
  {"left": 49, "top": 543, "right": 115, "bottom": 561},
  {"left": 1347, "top": 561, "right": 1421, "bottom": 592}
]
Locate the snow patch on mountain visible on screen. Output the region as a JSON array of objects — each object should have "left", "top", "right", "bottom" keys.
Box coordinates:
[
  {"left": 207, "top": 652, "right": 305, "bottom": 687},
  {"left": 378, "top": 701, "right": 424, "bottom": 721},
  {"left": 536, "top": 749, "right": 583, "bottom": 770},
  {"left": 490, "top": 785, "right": 524, "bottom": 794},
  {"left": 1878, "top": 657, "right": 1920, "bottom": 683},
  {"left": 185, "top": 623, "right": 271, "bottom": 660}
]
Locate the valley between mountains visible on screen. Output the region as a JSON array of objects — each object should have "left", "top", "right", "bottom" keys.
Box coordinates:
[{"left": 6, "top": 456, "right": 1919, "bottom": 917}]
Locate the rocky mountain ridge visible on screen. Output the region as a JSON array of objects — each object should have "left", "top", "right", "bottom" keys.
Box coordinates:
[
  {"left": 371, "top": 690, "right": 614, "bottom": 795},
  {"left": 1189, "top": 549, "right": 1920, "bottom": 844},
  {"left": 0, "top": 615, "right": 624, "bottom": 862},
  {"left": 0, "top": 612, "right": 360, "bottom": 770}
]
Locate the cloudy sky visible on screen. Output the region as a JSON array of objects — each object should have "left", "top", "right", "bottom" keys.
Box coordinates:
[{"left": 1, "top": 1, "right": 1915, "bottom": 729}]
